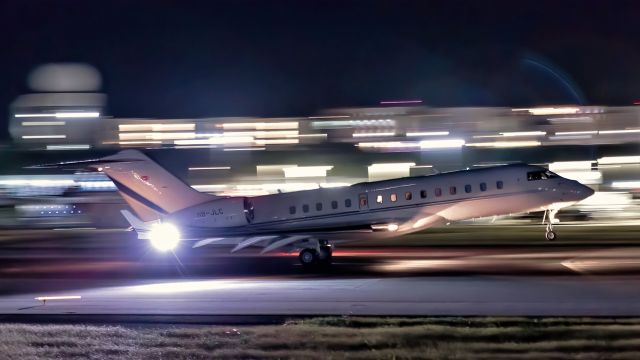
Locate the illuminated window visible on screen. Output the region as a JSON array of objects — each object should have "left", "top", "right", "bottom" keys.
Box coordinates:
[
  {"left": 376, "top": 195, "right": 383, "bottom": 204},
  {"left": 405, "top": 192, "right": 412, "bottom": 200},
  {"left": 289, "top": 206, "right": 296, "bottom": 215},
  {"left": 331, "top": 200, "right": 338, "bottom": 209},
  {"left": 480, "top": 182, "right": 487, "bottom": 191},
  {"left": 465, "top": 184, "right": 472, "bottom": 193},
  {"left": 497, "top": 181, "right": 504, "bottom": 189},
  {"left": 390, "top": 193, "right": 397, "bottom": 202},
  {"left": 420, "top": 190, "right": 427, "bottom": 199},
  {"left": 345, "top": 199, "right": 352, "bottom": 207},
  {"left": 316, "top": 202, "right": 323, "bottom": 211},
  {"left": 303, "top": 204, "right": 309, "bottom": 213},
  {"left": 435, "top": 188, "right": 442, "bottom": 197},
  {"left": 449, "top": 186, "right": 457, "bottom": 195}
]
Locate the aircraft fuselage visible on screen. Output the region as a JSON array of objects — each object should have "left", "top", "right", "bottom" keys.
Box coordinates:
[{"left": 170, "top": 164, "right": 593, "bottom": 239}]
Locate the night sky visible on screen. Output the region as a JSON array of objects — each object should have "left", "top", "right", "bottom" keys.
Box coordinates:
[{"left": 1, "top": 0, "right": 639, "bottom": 133}]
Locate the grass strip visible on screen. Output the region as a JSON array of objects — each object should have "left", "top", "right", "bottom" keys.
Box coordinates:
[{"left": 2, "top": 317, "right": 640, "bottom": 359}]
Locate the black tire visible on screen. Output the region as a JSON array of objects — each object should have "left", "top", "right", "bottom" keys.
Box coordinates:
[
  {"left": 299, "top": 248, "right": 318, "bottom": 266},
  {"left": 545, "top": 231, "right": 557, "bottom": 241}
]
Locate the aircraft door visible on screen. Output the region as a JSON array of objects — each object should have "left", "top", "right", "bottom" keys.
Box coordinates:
[
  {"left": 243, "top": 198, "right": 255, "bottom": 223},
  {"left": 358, "top": 193, "right": 369, "bottom": 210}
]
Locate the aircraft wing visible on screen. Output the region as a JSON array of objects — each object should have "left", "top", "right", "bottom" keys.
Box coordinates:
[
  {"left": 186, "top": 217, "right": 447, "bottom": 254},
  {"left": 190, "top": 228, "right": 375, "bottom": 253},
  {"left": 121, "top": 208, "right": 445, "bottom": 254}
]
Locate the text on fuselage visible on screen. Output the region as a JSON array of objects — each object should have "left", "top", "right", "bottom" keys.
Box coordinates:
[{"left": 196, "top": 208, "right": 224, "bottom": 218}]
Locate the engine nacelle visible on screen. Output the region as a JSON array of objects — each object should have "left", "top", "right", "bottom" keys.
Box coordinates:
[{"left": 170, "top": 197, "right": 254, "bottom": 228}]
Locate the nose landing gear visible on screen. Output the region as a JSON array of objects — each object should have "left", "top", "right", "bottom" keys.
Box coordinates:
[
  {"left": 543, "top": 209, "right": 558, "bottom": 241},
  {"left": 545, "top": 225, "right": 557, "bottom": 241},
  {"left": 299, "top": 240, "right": 333, "bottom": 267}
]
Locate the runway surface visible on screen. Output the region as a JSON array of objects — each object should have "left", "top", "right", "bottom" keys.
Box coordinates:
[{"left": 1, "top": 228, "right": 640, "bottom": 318}]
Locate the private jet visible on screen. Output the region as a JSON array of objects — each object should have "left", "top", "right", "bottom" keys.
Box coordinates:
[{"left": 40, "top": 150, "right": 594, "bottom": 266}]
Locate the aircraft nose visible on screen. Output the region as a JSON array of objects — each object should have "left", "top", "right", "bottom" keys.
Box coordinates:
[
  {"left": 573, "top": 181, "right": 594, "bottom": 200},
  {"left": 583, "top": 184, "right": 595, "bottom": 198}
]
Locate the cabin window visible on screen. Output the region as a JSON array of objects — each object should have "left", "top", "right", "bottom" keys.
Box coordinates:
[
  {"left": 420, "top": 190, "right": 427, "bottom": 199},
  {"left": 289, "top": 206, "right": 296, "bottom": 215},
  {"left": 358, "top": 193, "right": 369, "bottom": 209},
  {"left": 465, "top": 184, "right": 472, "bottom": 193},
  {"left": 497, "top": 180, "right": 504, "bottom": 189},
  {"left": 405, "top": 192, "right": 412, "bottom": 200},
  {"left": 480, "top": 182, "right": 487, "bottom": 191},
  {"left": 345, "top": 199, "right": 352, "bottom": 208},
  {"left": 390, "top": 193, "right": 397, "bottom": 202},
  {"left": 435, "top": 188, "right": 442, "bottom": 197},
  {"left": 302, "top": 204, "right": 309, "bottom": 213},
  {"left": 316, "top": 202, "right": 323, "bottom": 211},
  {"left": 331, "top": 200, "right": 338, "bottom": 209},
  {"left": 376, "top": 195, "right": 383, "bottom": 204},
  {"left": 449, "top": 186, "right": 457, "bottom": 195}
]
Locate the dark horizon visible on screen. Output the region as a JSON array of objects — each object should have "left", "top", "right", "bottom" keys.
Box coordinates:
[{"left": 1, "top": 0, "right": 639, "bottom": 127}]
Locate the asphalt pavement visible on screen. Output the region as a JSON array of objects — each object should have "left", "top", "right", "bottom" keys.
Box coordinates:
[{"left": 1, "top": 228, "right": 640, "bottom": 319}]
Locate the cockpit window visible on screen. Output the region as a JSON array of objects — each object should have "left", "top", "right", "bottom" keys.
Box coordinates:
[{"left": 527, "top": 170, "right": 559, "bottom": 181}]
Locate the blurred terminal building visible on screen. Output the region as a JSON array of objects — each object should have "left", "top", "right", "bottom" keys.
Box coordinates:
[{"left": 1, "top": 74, "right": 639, "bottom": 228}]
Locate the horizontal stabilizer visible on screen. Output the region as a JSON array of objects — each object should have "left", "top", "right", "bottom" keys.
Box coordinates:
[
  {"left": 120, "top": 210, "right": 159, "bottom": 240},
  {"left": 26, "top": 158, "right": 141, "bottom": 170}
]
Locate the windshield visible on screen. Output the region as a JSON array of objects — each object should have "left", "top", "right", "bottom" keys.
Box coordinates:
[{"left": 527, "top": 170, "right": 559, "bottom": 181}]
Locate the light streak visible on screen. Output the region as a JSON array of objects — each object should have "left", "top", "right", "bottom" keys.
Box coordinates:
[
  {"left": 597, "top": 156, "right": 640, "bottom": 165},
  {"left": 22, "top": 135, "right": 67, "bottom": 139},
  {"left": 554, "top": 131, "right": 597, "bottom": 135},
  {"left": 465, "top": 141, "right": 541, "bottom": 148},
  {"left": 22, "top": 121, "right": 66, "bottom": 126},
  {"left": 352, "top": 132, "right": 396, "bottom": 138},
  {"left": 598, "top": 129, "right": 640, "bottom": 134},
  {"left": 188, "top": 166, "right": 231, "bottom": 171},
  {"left": 500, "top": 131, "right": 546, "bottom": 137},
  {"left": 221, "top": 122, "right": 298, "bottom": 130},
  {"left": 512, "top": 107, "right": 580, "bottom": 115},
  {"left": 46, "top": 144, "right": 91, "bottom": 150},
  {"left": 119, "top": 123, "right": 195, "bottom": 132},
  {"left": 419, "top": 139, "right": 465, "bottom": 149},
  {"left": 406, "top": 131, "right": 449, "bottom": 136}
]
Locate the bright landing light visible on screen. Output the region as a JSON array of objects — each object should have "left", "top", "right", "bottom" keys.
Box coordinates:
[
  {"left": 149, "top": 223, "right": 181, "bottom": 251},
  {"left": 387, "top": 223, "right": 399, "bottom": 231}
]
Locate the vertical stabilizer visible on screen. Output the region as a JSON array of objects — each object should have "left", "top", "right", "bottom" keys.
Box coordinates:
[{"left": 96, "top": 150, "right": 215, "bottom": 221}]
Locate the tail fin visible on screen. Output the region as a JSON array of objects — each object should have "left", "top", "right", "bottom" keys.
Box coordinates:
[{"left": 97, "top": 150, "right": 214, "bottom": 221}]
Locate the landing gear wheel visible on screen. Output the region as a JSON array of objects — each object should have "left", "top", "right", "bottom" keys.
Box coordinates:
[
  {"left": 543, "top": 209, "right": 559, "bottom": 242},
  {"left": 299, "top": 248, "right": 319, "bottom": 267},
  {"left": 545, "top": 230, "right": 557, "bottom": 241}
]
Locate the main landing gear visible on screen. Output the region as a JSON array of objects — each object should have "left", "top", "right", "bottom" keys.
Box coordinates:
[
  {"left": 299, "top": 240, "right": 333, "bottom": 267},
  {"left": 543, "top": 209, "right": 558, "bottom": 241}
]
